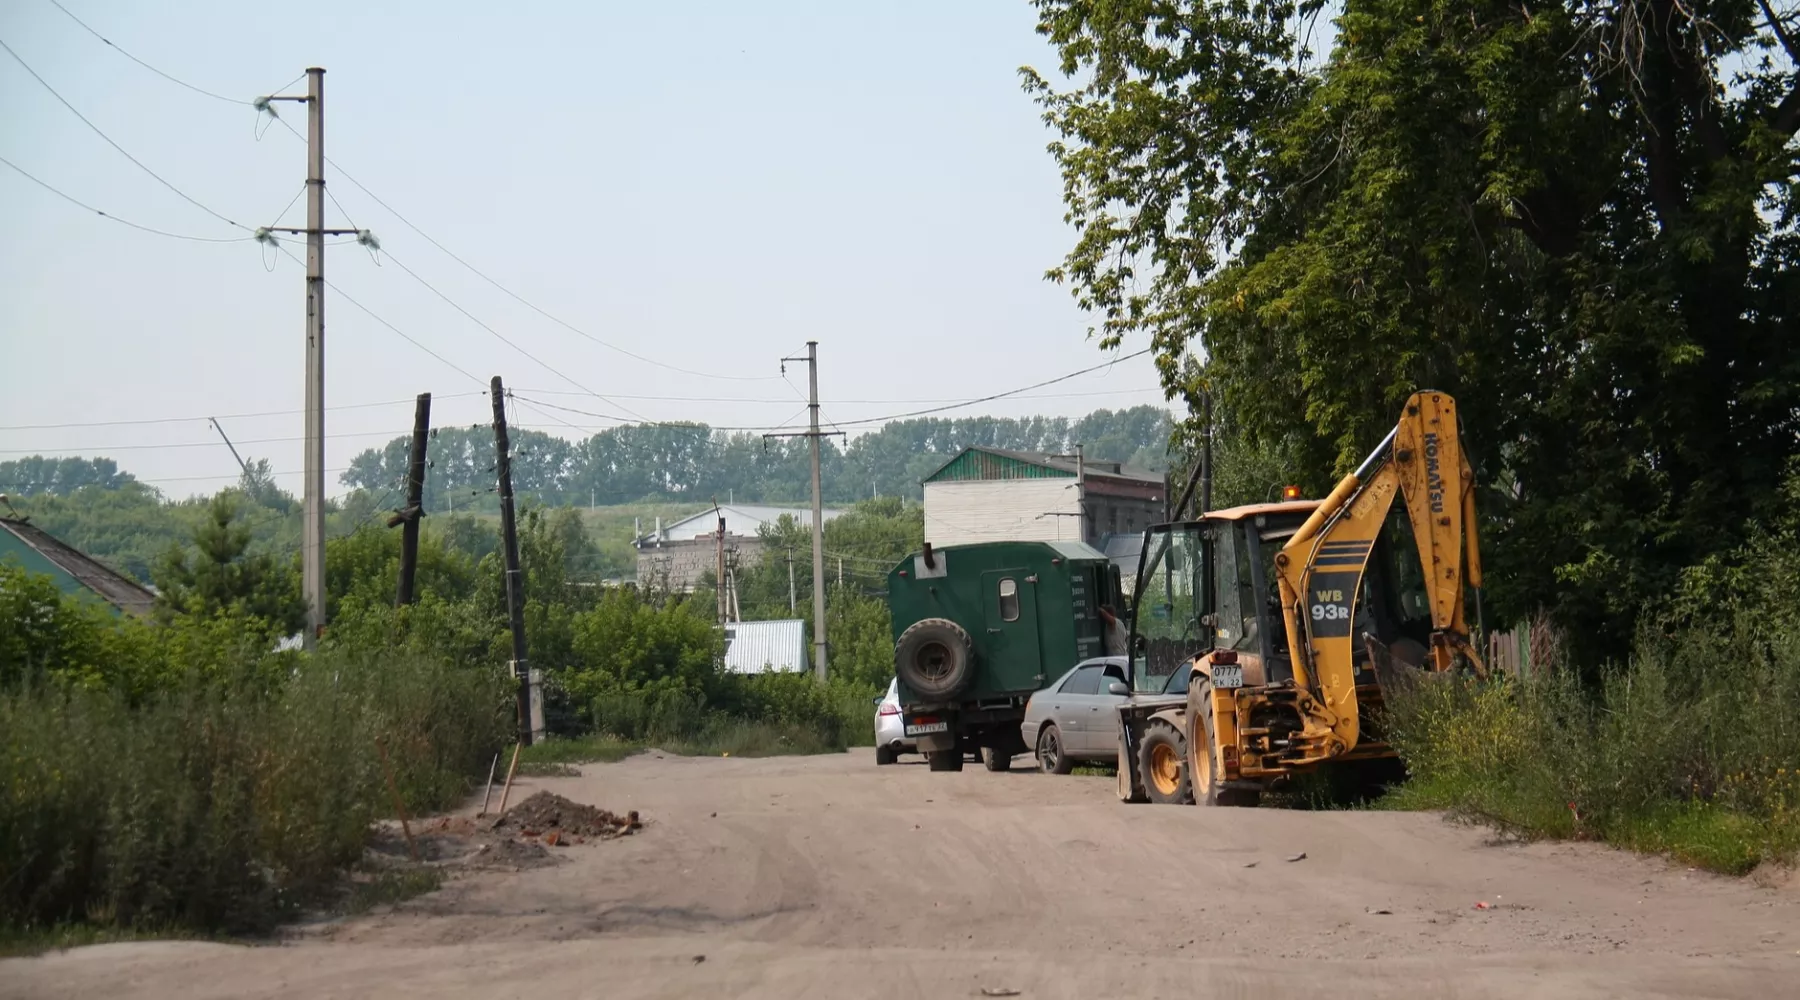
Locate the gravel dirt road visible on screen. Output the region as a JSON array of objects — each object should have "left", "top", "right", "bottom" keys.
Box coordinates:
[{"left": 6, "top": 750, "right": 1796, "bottom": 999}]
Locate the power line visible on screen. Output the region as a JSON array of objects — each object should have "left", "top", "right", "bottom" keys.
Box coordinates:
[
  {"left": 270, "top": 117, "right": 780, "bottom": 384},
  {"left": 0, "top": 467, "right": 350, "bottom": 488},
  {"left": 0, "top": 427, "right": 455, "bottom": 455},
  {"left": 819, "top": 348, "right": 1155, "bottom": 428},
  {"left": 510, "top": 395, "right": 814, "bottom": 433},
  {"left": 43, "top": 0, "right": 250, "bottom": 106},
  {"left": 0, "top": 392, "right": 487, "bottom": 431},
  {"left": 274, "top": 243, "right": 487, "bottom": 387},
  {"left": 378, "top": 249, "right": 646, "bottom": 420},
  {"left": 0, "top": 35, "right": 249, "bottom": 232},
  {"left": 0, "top": 153, "right": 255, "bottom": 244},
  {"left": 518, "top": 349, "right": 1154, "bottom": 433},
  {"left": 507, "top": 385, "right": 1166, "bottom": 405}
]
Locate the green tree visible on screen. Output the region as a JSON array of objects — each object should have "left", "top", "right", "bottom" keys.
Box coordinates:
[
  {"left": 153, "top": 493, "right": 305, "bottom": 634},
  {"left": 1027, "top": 1, "right": 1800, "bottom": 657},
  {"left": 0, "top": 456, "right": 137, "bottom": 497}
]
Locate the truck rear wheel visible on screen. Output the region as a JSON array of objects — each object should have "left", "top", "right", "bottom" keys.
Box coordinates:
[
  {"left": 1139, "top": 720, "right": 1193, "bottom": 805},
  {"left": 927, "top": 749, "right": 964, "bottom": 772},
  {"left": 894, "top": 619, "right": 975, "bottom": 700},
  {"left": 981, "top": 747, "right": 1013, "bottom": 772}
]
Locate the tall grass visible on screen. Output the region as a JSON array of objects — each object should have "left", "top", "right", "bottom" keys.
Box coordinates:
[
  {"left": 1381, "top": 625, "right": 1800, "bottom": 872},
  {"left": 576, "top": 673, "right": 880, "bottom": 758},
  {"left": 0, "top": 653, "right": 510, "bottom": 934}
]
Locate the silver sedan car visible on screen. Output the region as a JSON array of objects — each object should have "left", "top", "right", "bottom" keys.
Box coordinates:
[
  {"left": 873, "top": 677, "right": 916, "bottom": 765},
  {"left": 1020, "top": 657, "right": 1132, "bottom": 774}
]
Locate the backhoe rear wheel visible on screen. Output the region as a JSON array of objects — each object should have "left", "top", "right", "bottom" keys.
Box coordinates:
[
  {"left": 1139, "top": 720, "right": 1193, "bottom": 805},
  {"left": 1188, "top": 683, "right": 1260, "bottom": 808}
]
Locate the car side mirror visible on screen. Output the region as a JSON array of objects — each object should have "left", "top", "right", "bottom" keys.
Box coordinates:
[
  {"left": 1107, "top": 681, "right": 1129, "bottom": 697},
  {"left": 872, "top": 696, "right": 883, "bottom": 706}
]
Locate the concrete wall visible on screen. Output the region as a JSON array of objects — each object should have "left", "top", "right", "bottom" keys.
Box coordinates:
[
  {"left": 1084, "top": 492, "right": 1164, "bottom": 541},
  {"left": 923, "top": 479, "right": 1081, "bottom": 547},
  {"left": 637, "top": 535, "right": 767, "bottom": 592},
  {"left": 923, "top": 479, "right": 1165, "bottom": 549}
]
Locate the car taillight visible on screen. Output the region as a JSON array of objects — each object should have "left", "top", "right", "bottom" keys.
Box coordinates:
[{"left": 879, "top": 704, "right": 900, "bottom": 716}]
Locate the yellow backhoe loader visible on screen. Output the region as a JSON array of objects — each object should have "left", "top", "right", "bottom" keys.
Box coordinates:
[{"left": 1115, "top": 390, "right": 1484, "bottom": 805}]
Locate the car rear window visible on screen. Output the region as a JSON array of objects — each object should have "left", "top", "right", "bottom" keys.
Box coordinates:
[{"left": 1061, "top": 666, "right": 1102, "bottom": 695}]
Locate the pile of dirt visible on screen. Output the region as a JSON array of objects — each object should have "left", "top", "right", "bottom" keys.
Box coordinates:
[{"left": 494, "top": 791, "right": 641, "bottom": 844}]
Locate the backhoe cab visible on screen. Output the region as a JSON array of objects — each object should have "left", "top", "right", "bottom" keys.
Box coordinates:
[{"left": 1116, "top": 391, "right": 1483, "bottom": 805}]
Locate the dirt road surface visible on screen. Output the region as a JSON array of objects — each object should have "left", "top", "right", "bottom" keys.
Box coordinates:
[{"left": 6, "top": 751, "right": 1797, "bottom": 999}]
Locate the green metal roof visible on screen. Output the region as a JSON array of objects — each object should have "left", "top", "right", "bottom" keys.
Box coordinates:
[
  {"left": 923, "top": 448, "right": 1078, "bottom": 484},
  {"left": 0, "top": 517, "right": 157, "bottom": 617}
]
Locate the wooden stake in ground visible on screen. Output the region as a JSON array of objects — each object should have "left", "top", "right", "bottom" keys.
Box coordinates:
[
  {"left": 479, "top": 751, "right": 501, "bottom": 816},
  {"left": 495, "top": 742, "right": 524, "bottom": 818},
  {"left": 375, "top": 737, "right": 420, "bottom": 862}
]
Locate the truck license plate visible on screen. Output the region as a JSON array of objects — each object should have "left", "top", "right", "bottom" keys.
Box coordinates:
[
  {"left": 905, "top": 721, "right": 949, "bottom": 736},
  {"left": 1212, "top": 664, "right": 1244, "bottom": 689}
]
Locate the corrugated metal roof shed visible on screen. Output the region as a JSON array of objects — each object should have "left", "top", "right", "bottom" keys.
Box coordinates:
[
  {"left": 0, "top": 516, "right": 157, "bottom": 617},
  {"left": 922, "top": 447, "right": 1164, "bottom": 486},
  {"left": 637, "top": 504, "right": 845, "bottom": 545},
  {"left": 722, "top": 619, "right": 809, "bottom": 674}
]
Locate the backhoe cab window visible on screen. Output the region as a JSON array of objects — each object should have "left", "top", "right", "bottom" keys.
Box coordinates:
[{"left": 1130, "top": 526, "right": 1207, "bottom": 692}]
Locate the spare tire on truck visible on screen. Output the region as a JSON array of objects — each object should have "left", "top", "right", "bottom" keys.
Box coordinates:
[{"left": 894, "top": 618, "right": 975, "bottom": 700}]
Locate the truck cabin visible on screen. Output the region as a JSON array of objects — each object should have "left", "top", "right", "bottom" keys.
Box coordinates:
[{"left": 1126, "top": 500, "right": 1436, "bottom": 694}]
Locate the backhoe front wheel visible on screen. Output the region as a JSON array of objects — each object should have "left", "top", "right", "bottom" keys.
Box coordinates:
[{"left": 1138, "top": 721, "right": 1193, "bottom": 805}]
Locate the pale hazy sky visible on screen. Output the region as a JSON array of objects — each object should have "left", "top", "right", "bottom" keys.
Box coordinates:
[{"left": 0, "top": 0, "right": 1171, "bottom": 499}]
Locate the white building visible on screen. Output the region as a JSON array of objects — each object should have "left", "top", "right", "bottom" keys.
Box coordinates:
[
  {"left": 921, "top": 447, "right": 1165, "bottom": 550},
  {"left": 634, "top": 504, "right": 843, "bottom": 591}
]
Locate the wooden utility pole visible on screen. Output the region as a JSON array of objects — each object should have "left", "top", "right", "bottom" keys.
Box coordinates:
[
  {"left": 207, "top": 418, "right": 250, "bottom": 476},
  {"left": 767, "top": 342, "right": 843, "bottom": 682},
  {"left": 1200, "top": 388, "right": 1213, "bottom": 515},
  {"left": 491, "top": 377, "right": 532, "bottom": 746},
  {"left": 390, "top": 392, "right": 431, "bottom": 605}
]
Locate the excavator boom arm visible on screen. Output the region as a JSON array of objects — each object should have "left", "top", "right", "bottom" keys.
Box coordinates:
[{"left": 1273, "top": 391, "right": 1482, "bottom": 756}]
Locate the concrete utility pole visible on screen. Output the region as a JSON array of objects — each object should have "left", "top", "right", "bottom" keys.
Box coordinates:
[
  {"left": 788, "top": 550, "right": 796, "bottom": 612},
  {"left": 1052, "top": 443, "right": 1087, "bottom": 544},
  {"left": 714, "top": 505, "right": 727, "bottom": 626},
  {"left": 265, "top": 68, "right": 361, "bottom": 649},
  {"left": 767, "top": 342, "right": 844, "bottom": 682},
  {"left": 491, "top": 377, "right": 533, "bottom": 746}
]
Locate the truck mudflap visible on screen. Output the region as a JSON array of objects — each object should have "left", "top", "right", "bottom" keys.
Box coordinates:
[
  {"left": 903, "top": 697, "right": 1030, "bottom": 756},
  {"left": 903, "top": 708, "right": 955, "bottom": 753}
]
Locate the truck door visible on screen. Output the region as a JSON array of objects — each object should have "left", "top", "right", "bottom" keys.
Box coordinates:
[{"left": 981, "top": 569, "right": 1041, "bottom": 692}]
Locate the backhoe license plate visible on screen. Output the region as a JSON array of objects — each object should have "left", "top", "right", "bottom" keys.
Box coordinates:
[
  {"left": 1212, "top": 664, "right": 1244, "bottom": 689},
  {"left": 905, "top": 721, "right": 948, "bottom": 736}
]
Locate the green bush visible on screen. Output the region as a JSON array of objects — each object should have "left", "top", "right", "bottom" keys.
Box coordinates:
[
  {"left": 1382, "top": 627, "right": 1800, "bottom": 872},
  {"left": 0, "top": 651, "right": 510, "bottom": 935}
]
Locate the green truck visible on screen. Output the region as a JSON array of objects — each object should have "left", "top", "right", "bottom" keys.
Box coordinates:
[{"left": 887, "top": 539, "right": 1124, "bottom": 772}]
